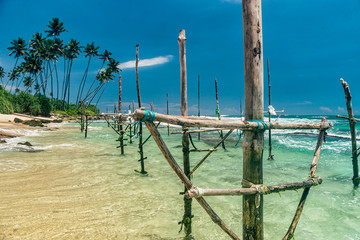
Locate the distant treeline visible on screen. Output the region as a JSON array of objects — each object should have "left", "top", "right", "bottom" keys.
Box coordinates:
[{"left": 0, "top": 85, "right": 99, "bottom": 117}]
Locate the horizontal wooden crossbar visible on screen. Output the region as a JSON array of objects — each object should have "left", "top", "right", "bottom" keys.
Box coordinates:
[
  {"left": 185, "top": 177, "right": 322, "bottom": 198},
  {"left": 133, "top": 110, "right": 332, "bottom": 130}
]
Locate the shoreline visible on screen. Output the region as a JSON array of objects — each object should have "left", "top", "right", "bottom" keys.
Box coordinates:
[{"left": 0, "top": 113, "right": 62, "bottom": 139}]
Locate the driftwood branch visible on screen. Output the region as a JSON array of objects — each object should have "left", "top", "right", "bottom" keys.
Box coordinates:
[
  {"left": 283, "top": 118, "right": 327, "bottom": 240},
  {"left": 133, "top": 110, "right": 332, "bottom": 130},
  {"left": 185, "top": 177, "right": 322, "bottom": 198},
  {"left": 144, "top": 121, "right": 240, "bottom": 240}
]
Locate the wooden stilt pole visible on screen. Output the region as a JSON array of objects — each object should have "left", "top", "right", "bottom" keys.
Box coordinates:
[
  {"left": 144, "top": 121, "right": 240, "bottom": 240},
  {"left": 242, "top": 1, "right": 264, "bottom": 239},
  {"left": 129, "top": 105, "right": 133, "bottom": 144},
  {"left": 132, "top": 100, "right": 136, "bottom": 136},
  {"left": 167, "top": 93, "right": 170, "bottom": 136},
  {"left": 267, "top": 59, "right": 274, "bottom": 160},
  {"left": 215, "top": 78, "right": 226, "bottom": 150},
  {"left": 135, "top": 44, "right": 147, "bottom": 174},
  {"left": 178, "top": 29, "right": 192, "bottom": 237},
  {"left": 85, "top": 103, "right": 88, "bottom": 138},
  {"left": 340, "top": 78, "right": 359, "bottom": 187},
  {"left": 198, "top": 74, "right": 201, "bottom": 141},
  {"left": 80, "top": 100, "right": 84, "bottom": 132},
  {"left": 119, "top": 76, "right": 124, "bottom": 155}
]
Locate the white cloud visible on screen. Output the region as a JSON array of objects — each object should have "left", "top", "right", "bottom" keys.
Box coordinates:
[
  {"left": 320, "top": 106, "right": 332, "bottom": 112},
  {"left": 118, "top": 55, "right": 173, "bottom": 70},
  {"left": 337, "top": 106, "right": 345, "bottom": 112}
]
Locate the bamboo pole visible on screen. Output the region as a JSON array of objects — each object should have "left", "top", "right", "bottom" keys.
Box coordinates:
[
  {"left": 339, "top": 78, "right": 359, "bottom": 187},
  {"left": 85, "top": 103, "right": 88, "bottom": 138},
  {"left": 171, "top": 128, "right": 230, "bottom": 134},
  {"left": 337, "top": 115, "right": 360, "bottom": 122},
  {"left": 119, "top": 76, "right": 124, "bottom": 155},
  {"left": 167, "top": 93, "right": 169, "bottom": 136},
  {"left": 198, "top": 75, "right": 201, "bottom": 141},
  {"left": 178, "top": 29, "right": 192, "bottom": 237},
  {"left": 283, "top": 118, "right": 327, "bottom": 240},
  {"left": 129, "top": 105, "right": 133, "bottom": 143},
  {"left": 185, "top": 177, "right": 322, "bottom": 198},
  {"left": 242, "top": 1, "right": 264, "bottom": 238},
  {"left": 267, "top": 59, "right": 274, "bottom": 160},
  {"left": 144, "top": 121, "right": 240, "bottom": 240},
  {"left": 133, "top": 109, "right": 332, "bottom": 130},
  {"left": 135, "top": 44, "right": 146, "bottom": 174},
  {"left": 132, "top": 100, "right": 136, "bottom": 136},
  {"left": 215, "top": 78, "right": 226, "bottom": 150}
]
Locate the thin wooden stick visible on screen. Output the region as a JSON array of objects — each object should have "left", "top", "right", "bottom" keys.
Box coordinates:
[
  {"left": 336, "top": 115, "right": 360, "bottom": 122},
  {"left": 198, "top": 74, "right": 201, "bottom": 141},
  {"left": 171, "top": 128, "right": 229, "bottom": 134},
  {"left": 133, "top": 109, "right": 332, "bottom": 130},
  {"left": 215, "top": 78, "right": 226, "bottom": 150},
  {"left": 185, "top": 177, "right": 322, "bottom": 198},
  {"left": 189, "top": 129, "right": 234, "bottom": 177},
  {"left": 119, "top": 75, "right": 124, "bottom": 155},
  {"left": 144, "top": 121, "right": 240, "bottom": 240},
  {"left": 267, "top": 58, "right": 274, "bottom": 160},
  {"left": 283, "top": 118, "right": 327, "bottom": 240}
]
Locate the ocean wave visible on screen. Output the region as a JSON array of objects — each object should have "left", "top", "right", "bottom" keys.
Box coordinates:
[{"left": 0, "top": 160, "right": 28, "bottom": 172}]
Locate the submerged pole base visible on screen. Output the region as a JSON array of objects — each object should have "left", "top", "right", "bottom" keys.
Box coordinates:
[
  {"left": 134, "top": 169, "right": 148, "bottom": 175},
  {"left": 268, "top": 155, "right": 274, "bottom": 160}
]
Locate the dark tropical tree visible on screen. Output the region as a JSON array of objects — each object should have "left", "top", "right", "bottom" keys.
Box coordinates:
[
  {"left": 44, "top": 17, "right": 67, "bottom": 37},
  {"left": 62, "top": 39, "right": 81, "bottom": 109},
  {"left": 76, "top": 42, "right": 99, "bottom": 104},
  {"left": 0, "top": 66, "right": 5, "bottom": 86},
  {"left": 5, "top": 37, "right": 27, "bottom": 88}
]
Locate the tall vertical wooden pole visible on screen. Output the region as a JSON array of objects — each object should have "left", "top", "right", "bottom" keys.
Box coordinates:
[
  {"left": 167, "top": 93, "right": 170, "bottom": 136},
  {"left": 198, "top": 74, "right": 201, "bottom": 141},
  {"left": 242, "top": 1, "right": 264, "bottom": 239},
  {"left": 340, "top": 78, "right": 359, "bottom": 187},
  {"left": 178, "top": 29, "right": 192, "bottom": 237},
  {"left": 215, "top": 78, "right": 226, "bottom": 150},
  {"left": 129, "top": 105, "right": 133, "bottom": 144},
  {"left": 132, "top": 100, "right": 136, "bottom": 136},
  {"left": 267, "top": 59, "right": 273, "bottom": 160},
  {"left": 135, "top": 44, "right": 146, "bottom": 174},
  {"left": 119, "top": 75, "right": 124, "bottom": 155}
]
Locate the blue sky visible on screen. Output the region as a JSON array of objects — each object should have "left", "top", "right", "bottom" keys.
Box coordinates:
[{"left": 0, "top": 0, "right": 360, "bottom": 115}]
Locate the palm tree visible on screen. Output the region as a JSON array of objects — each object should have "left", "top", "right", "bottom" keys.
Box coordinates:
[
  {"left": 0, "top": 66, "right": 5, "bottom": 86},
  {"left": 5, "top": 37, "right": 27, "bottom": 89},
  {"left": 44, "top": 18, "right": 67, "bottom": 37},
  {"left": 23, "top": 76, "right": 32, "bottom": 91},
  {"left": 62, "top": 39, "right": 81, "bottom": 109},
  {"left": 22, "top": 53, "right": 43, "bottom": 93},
  {"left": 76, "top": 42, "right": 99, "bottom": 104}
]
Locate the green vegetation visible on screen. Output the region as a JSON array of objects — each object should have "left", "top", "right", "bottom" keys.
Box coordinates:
[
  {"left": 0, "top": 17, "right": 120, "bottom": 114},
  {"left": 0, "top": 85, "right": 99, "bottom": 116}
]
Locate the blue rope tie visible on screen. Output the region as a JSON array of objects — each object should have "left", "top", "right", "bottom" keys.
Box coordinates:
[
  {"left": 139, "top": 110, "right": 156, "bottom": 122},
  {"left": 247, "top": 120, "right": 272, "bottom": 132}
]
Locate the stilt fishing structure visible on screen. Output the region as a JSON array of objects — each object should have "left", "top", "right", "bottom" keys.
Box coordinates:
[
  {"left": 135, "top": 44, "right": 147, "bottom": 175},
  {"left": 266, "top": 58, "right": 284, "bottom": 160},
  {"left": 178, "top": 30, "right": 193, "bottom": 237},
  {"left": 198, "top": 75, "right": 201, "bottom": 141},
  {"left": 130, "top": 1, "right": 333, "bottom": 239},
  {"left": 337, "top": 78, "right": 360, "bottom": 187},
  {"left": 215, "top": 78, "right": 226, "bottom": 150}
]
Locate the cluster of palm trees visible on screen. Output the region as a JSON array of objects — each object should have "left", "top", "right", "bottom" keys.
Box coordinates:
[{"left": 0, "top": 17, "right": 120, "bottom": 110}]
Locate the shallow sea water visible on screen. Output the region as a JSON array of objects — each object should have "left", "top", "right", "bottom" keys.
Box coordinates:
[{"left": 0, "top": 115, "right": 359, "bottom": 239}]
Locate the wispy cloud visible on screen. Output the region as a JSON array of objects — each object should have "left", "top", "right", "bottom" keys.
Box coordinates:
[
  {"left": 119, "top": 55, "right": 173, "bottom": 70},
  {"left": 320, "top": 106, "right": 332, "bottom": 112},
  {"left": 222, "top": 0, "right": 241, "bottom": 3},
  {"left": 294, "top": 101, "right": 312, "bottom": 105},
  {"left": 337, "top": 106, "right": 345, "bottom": 112}
]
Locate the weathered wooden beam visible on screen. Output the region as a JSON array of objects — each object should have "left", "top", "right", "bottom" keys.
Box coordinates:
[
  {"left": 178, "top": 29, "right": 192, "bottom": 236},
  {"left": 189, "top": 148, "right": 217, "bottom": 152},
  {"left": 144, "top": 121, "right": 240, "bottom": 240},
  {"left": 242, "top": 0, "right": 264, "bottom": 238},
  {"left": 171, "top": 128, "right": 229, "bottom": 134},
  {"left": 133, "top": 109, "right": 332, "bottom": 130},
  {"left": 185, "top": 177, "right": 322, "bottom": 198},
  {"left": 339, "top": 78, "right": 360, "bottom": 186},
  {"left": 283, "top": 118, "right": 327, "bottom": 240}
]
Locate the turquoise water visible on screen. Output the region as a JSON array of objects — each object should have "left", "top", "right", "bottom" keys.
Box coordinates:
[{"left": 0, "top": 115, "right": 359, "bottom": 239}]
